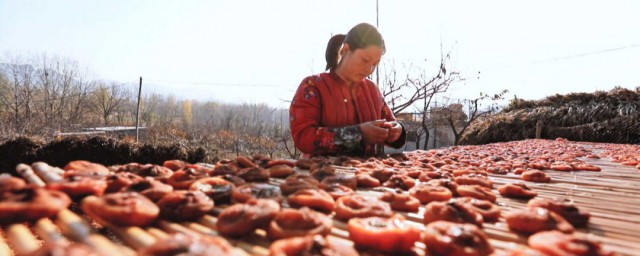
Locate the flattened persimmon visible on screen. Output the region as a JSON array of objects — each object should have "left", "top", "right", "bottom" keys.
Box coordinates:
[
  {"left": 82, "top": 192, "right": 159, "bottom": 226},
  {"left": 347, "top": 215, "right": 420, "bottom": 253}
]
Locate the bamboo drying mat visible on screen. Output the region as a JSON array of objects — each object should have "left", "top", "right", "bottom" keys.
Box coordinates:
[
  {"left": 1, "top": 142, "right": 640, "bottom": 256},
  {"left": 486, "top": 157, "right": 640, "bottom": 256}
]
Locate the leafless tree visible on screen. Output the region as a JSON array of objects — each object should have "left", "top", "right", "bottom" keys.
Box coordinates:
[
  {"left": 0, "top": 52, "right": 303, "bottom": 159},
  {"left": 279, "top": 127, "right": 299, "bottom": 159},
  {"left": 380, "top": 50, "right": 459, "bottom": 117},
  {"left": 67, "top": 68, "right": 95, "bottom": 126},
  {"left": 33, "top": 54, "right": 82, "bottom": 131},
  {"left": 90, "top": 81, "right": 129, "bottom": 126},
  {"left": 380, "top": 48, "right": 460, "bottom": 150},
  {"left": 442, "top": 90, "right": 508, "bottom": 145},
  {"left": 0, "top": 71, "right": 10, "bottom": 135},
  {"left": 270, "top": 108, "right": 298, "bottom": 159},
  {"left": 400, "top": 113, "right": 427, "bottom": 150},
  {"left": 261, "top": 135, "right": 280, "bottom": 159},
  {"left": 158, "top": 94, "right": 178, "bottom": 125},
  {"left": 0, "top": 53, "right": 37, "bottom": 133},
  {"left": 141, "top": 93, "right": 162, "bottom": 127}
]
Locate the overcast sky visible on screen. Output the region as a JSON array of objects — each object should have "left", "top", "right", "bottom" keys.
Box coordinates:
[{"left": 1, "top": 0, "right": 639, "bottom": 108}]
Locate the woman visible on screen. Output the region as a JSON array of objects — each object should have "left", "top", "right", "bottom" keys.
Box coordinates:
[{"left": 289, "top": 23, "right": 406, "bottom": 157}]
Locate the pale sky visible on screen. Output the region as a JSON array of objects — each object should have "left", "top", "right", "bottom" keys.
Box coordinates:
[{"left": 1, "top": 0, "right": 639, "bottom": 108}]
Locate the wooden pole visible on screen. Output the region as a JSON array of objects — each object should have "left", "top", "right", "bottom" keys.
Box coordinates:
[
  {"left": 375, "top": 0, "right": 380, "bottom": 87},
  {"left": 432, "top": 100, "right": 437, "bottom": 149},
  {"left": 135, "top": 76, "right": 142, "bottom": 142},
  {"left": 535, "top": 119, "right": 543, "bottom": 139},
  {"left": 375, "top": 0, "right": 382, "bottom": 162}
]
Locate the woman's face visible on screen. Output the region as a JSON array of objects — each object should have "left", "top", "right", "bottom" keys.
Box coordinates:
[{"left": 338, "top": 44, "right": 383, "bottom": 84}]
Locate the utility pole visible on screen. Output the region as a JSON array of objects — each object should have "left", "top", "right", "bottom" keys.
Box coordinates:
[
  {"left": 375, "top": 0, "right": 380, "bottom": 87},
  {"left": 374, "top": 0, "right": 384, "bottom": 157},
  {"left": 135, "top": 77, "right": 142, "bottom": 142}
]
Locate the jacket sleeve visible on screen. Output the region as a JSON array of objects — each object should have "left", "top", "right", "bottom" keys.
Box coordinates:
[{"left": 289, "top": 76, "right": 364, "bottom": 155}]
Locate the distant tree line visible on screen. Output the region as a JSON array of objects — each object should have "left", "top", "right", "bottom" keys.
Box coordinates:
[
  {"left": 0, "top": 53, "right": 296, "bottom": 160},
  {"left": 1, "top": 51, "right": 504, "bottom": 162}
]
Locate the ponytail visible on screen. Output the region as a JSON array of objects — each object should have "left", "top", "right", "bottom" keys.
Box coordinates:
[{"left": 325, "top": 34, "right": 346, "bottom": 71}]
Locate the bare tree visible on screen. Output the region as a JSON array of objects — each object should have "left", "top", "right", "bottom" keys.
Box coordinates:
[
  {"left": 1, "top": 54, "right": 37, "bottom": 133},
  {"left": 221, "top": 111, "right": 236, "bottom": 131},
  {"left": 0, "top": 52, "right": 100, "bottom": 135},
  {"left": 0, "top": 71, "right": 9, "bottom": 134},
  {"left": 278, "top": 126, "right": 299, "bottom": 159},
  {"left": 442, "top": 90, "right": 508, "bottom": 145},
  {"left": 380, "top": 48, "right": 460, "bottom": 150},
  {"left": 271, "top": 108, "right": 298, "bottom": 159},
  {"left": 67, "top": 68, "right": 95, "bottom": 126},
  {"left": 199, "top": 101, "right": 221, "bottom": 128},
  {"left": 141, "top": 93, "right": 162, "bottom": 127},
  {"left": 213, "top": 130, "right": 244, "bottom": 158},
  {"left": 400, "top": 113, "right": 427, "bottom": 150},
  {"left": 90, "top": 81, "right": 128, "bottom": 126},
  {"left": 429, "top": 101, "right": 465, "bottom": 147},
  {"left": 261, "top": 134, "right": 280, "bottom": 159},
  {"left": 34, "top": 54, "right": 80, "bottom": 130},
  {"left": 380, "top": 50, "right": 460, "bottom": 117},
  {"left": 165, "top": 95, "right": 179, "bottom": 124}
]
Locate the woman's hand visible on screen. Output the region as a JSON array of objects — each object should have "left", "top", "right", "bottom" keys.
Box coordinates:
[
  {"left": 382, "top": 121, "right": 402, "bottom": 143},
  {"left": 358, "top": 120, "right": 389, "bottom": 144}
]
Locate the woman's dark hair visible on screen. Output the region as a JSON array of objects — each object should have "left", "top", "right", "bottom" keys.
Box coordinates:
[{"left": 325, "top": 23, "right": 385, "bottom": 70}]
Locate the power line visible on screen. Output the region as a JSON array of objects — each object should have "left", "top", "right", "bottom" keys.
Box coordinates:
[
  {"left": 460, "top": 42, "right": 640, "bottom": 80},
  {"left": 145, "top": 79, "right": 282, "bottom": 87},
  {"left": 529, "top": 43, "right": 640, "bottom": 65},
  {"left": 1, "top": 83, "right": 131, "bottom": 104},
  {"left": 483, "top": 42, "right": 640, "bottom": 72}
]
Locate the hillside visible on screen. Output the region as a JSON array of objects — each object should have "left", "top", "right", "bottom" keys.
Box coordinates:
[{"left": 459, "top": 86, "right": 640, "bottom": 145}]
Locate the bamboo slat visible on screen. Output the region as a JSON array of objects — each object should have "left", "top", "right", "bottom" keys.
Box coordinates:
[
  {"left": 0, "top": 229, "right": 11, "bottom": 256},
  {"left": 6, "top": 224, "right": 39, "bottom": 255},
  {"left": 18, "top": 166, "right": 135, "bottom": 256},
  {"left": 145, "top": 227, "right": 170, "bottom": 240},
  {"left": 485, "top": 159, "right": 640, "bottom": 255},
  {"left": 16, "top": 163, "right": 45, "bottom": 187},
  {"left": 31, "top": 162, "right": 64, "bottom": 183},
  {"left": 184, "top": 220, "right": 269, "bottom": 256},
  {"left": 104, "top": 225, "right": 157, "bottom": 250},
  {"left": 4, "top": 140, "right": 640, "bottom": 256},
  {"left": 34, "top": 218, "right": 68, "bottom": 245}
]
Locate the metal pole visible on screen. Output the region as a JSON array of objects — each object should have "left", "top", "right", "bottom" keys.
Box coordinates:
[
  {"left": 376, "top": 0, "right": 382, "bottom": 156},
  {"left": 135, "top": 76, "right": 142, "bottom": 142},
  {"left": 376, "top": 0, "right": 379, "bottom": 27},
  {"left": 375, "top": 0, "right": 380, "bottom": 86}
]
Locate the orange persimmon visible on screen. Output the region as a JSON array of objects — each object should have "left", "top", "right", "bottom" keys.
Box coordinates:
[{"left": 347, "top": 215, "right": 420, "bottom": 253}]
